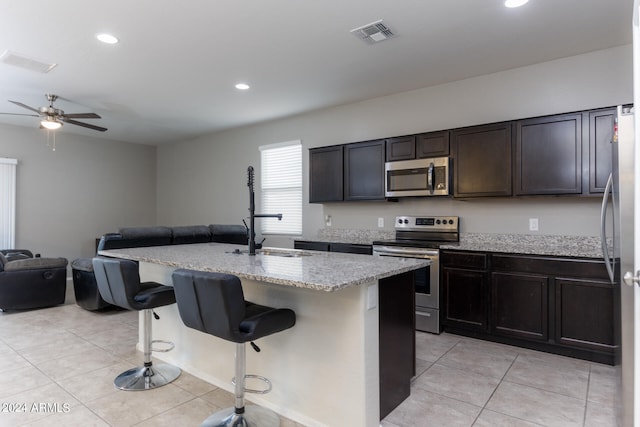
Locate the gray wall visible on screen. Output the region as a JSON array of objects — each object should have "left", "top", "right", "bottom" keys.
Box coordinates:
[
  {"left": 157, "top": 45, "right": 632, "bottom": 247},
  {"left": 0, "top": 123, "right": 157, "bottom": 262}
]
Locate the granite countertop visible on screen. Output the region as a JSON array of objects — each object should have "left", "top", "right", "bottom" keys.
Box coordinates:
[
  {"left": 305, "top": 229, "right": 606, "bottom": 259},
  {"left": 99, "top": 242, "right": 429, "bottom": 292},
  {"left": 441, "top": 233, "right": 607, "bottom": 259}
]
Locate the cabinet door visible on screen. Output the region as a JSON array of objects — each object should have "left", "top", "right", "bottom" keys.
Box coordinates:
[
  {"left": 491, "top": 272, "right": 549, "bottom": 341},
  {"left": 386, "top": 136, "right": 416, "bottom": 161},
  {"left": 442, "top": 267, "right": 488, "bottom": 331},
  {"left": 515, "top": 113, "right": 582, "bottom": 195},
  {"left": 416, "top": 131, "right": 449, "bottom": 158},
  {"left": 309, "top": 146, "right": 343, "bottom": 203},
  {"left": 555, "top": 277, "right": 615, "bottom": 352},
  {"left": 344, "top": 139, "right": 386, "bottom": 200},
  {"left": 451, "top": 123, "right": 512, "bottom": 197},
  {"left": 589, "top": 108, "right": 615, "bottom": 193}
]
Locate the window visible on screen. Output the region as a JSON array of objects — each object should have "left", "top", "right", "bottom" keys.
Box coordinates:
[
  {"left": 0, "top": 158, "right": 17, "bottom": 248},
  {"left": 260, "top": 141, "right": 302, "bottom": 235}
]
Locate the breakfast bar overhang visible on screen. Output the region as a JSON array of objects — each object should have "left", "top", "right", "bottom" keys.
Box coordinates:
[{"left": 99, "top": 243, "right": 429, "bottom": 427}]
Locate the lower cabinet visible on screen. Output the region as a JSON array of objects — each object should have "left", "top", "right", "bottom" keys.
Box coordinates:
[
  {"left": 491, "top": 272, "right": 549, "bottom": 341},
  {"left": 441, "top": 250, "right": 616, "bottom": 364}
]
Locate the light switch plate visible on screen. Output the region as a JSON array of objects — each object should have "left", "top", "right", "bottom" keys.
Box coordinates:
[
  {"left": 378, "top": 217, "right": 384, "bottom": 228},
  {"left": 529, "top": 218, "right": 539, "bottom": 231}
]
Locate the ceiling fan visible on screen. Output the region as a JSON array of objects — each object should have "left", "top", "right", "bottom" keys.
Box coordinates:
[{"left": 0, "top": 93, "right": 107, "bottom": 132}]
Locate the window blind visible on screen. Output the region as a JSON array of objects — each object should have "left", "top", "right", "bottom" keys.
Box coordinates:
[
  {"left": 0, "top": 158, "right": 17, "bottom": 249},
  {"left": 260, "top": 141, "right": 302, "bottom": 235}
]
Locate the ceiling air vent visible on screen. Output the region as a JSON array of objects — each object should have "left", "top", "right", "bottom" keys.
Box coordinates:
[
  {"left": 0, "top": 50, "right": 57, "bottom": 73},
  {"left": 350, "top": 20, "right": 396, "bottom": 44}
]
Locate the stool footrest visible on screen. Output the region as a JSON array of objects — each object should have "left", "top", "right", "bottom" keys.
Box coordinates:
[
  {"left": 231, "top": 374, "right": 272, "bottom": 394},
  {"left": 151, "top": 339, "right": 175, "bottom": 353}
]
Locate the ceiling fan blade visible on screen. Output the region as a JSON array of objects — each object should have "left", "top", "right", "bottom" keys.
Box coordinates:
[
  {"left": 0, "top": 112, "right": 39, "bottom": 117},
  {"left": 62, "top": 118, "right": 107, "bottom": 132},
  {"left": 9, "top": 100, "right": 41, "bottom": 115},
  {"left": 62, "top": 112, "right": 102, "bottom": 119}
]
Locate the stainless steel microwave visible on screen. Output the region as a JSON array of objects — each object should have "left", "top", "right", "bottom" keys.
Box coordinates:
[{"left": 385, "top": 157, "right": 450, "bottom": 197}]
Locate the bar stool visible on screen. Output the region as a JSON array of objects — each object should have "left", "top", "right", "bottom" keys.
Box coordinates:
[
  {"left": 92, "top": 257, "right": 181, "bottom": 390},
  {"left": 172, "top": 269, "right": 296, "bottom": 427}
]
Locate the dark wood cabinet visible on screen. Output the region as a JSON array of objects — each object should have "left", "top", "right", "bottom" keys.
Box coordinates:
[
  {"left": 293, "top": 240, "right": 331, "bottom": 251},
  {"left": 556, "top": 277, "right": 615, "bottom": 352},
  {"left": 442, "top": 250, "right": 616, "bottom": 364},
  {"left": 386, "top": 131, "right": 449, "bottom": 162},
  {"left": 514, "top": 113, "right": 582, "bottom": 195},
  {"left": 417, "top": 131, "right": 449, "bottom": 158},
  {"left": 330, "top": 242, "right": 373, "bottom": 255},
  {"left": 309, "top": 146, "right": 343, "bottom": 203},
  {"left": 451, "top": 123, "right": 512, "bottom": 197},
  {"left": 492, "top": 272, "right": 549, "bottom": 341},
  {"left": 344, "top": 139, "right": 386, "bottom": 200},
  {"left": 588, "top": 108, "right": 616, "bottom": 193},
  {"left": 379, "top": 271, "right": 415, "bottom": 419},
  {"left": 441, "top": 251, "right": 489, "bottom": 332},
  {"left": 386, "top": 136, "right": 416, "bottom": 161},
  {"left": 293, "top": 240, "right": 372, "bottom": 255}
]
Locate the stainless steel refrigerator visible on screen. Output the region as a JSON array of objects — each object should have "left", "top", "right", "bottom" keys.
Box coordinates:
[{"left": 603, "top": 105, "right": 636, "bottom": 427}]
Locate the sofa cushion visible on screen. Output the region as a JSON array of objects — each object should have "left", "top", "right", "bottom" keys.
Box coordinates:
[
  {"left": 172, "top": 225, "right": 211, "bottom": 244},
  {"left": 71, "top": 258, "right": 94, "bottom": 272},
  {"left": 210, "top": 224, "right": 248, "bottom": 245},
  {"left": 4, "top": 257, "right": 68, "bottom": 272}
]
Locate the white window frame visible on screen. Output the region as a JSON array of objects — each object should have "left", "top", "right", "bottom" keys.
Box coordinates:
[
  {"left": 259, "top": 140, "right": 302, "bottom": 235},
  {"left": 0, "top": 158, "right": 17, "bottom": 249}
]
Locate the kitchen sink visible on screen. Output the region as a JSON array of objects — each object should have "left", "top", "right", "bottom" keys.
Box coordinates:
[{"left": 257, "top": 248, "right": 312, "bottom": 257}]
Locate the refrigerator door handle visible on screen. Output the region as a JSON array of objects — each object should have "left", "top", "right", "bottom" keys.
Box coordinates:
[{"left": 600, "top": 172, "right": 614, "bottom": 283}]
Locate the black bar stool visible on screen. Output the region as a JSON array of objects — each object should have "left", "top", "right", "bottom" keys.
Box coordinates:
[
  {"left": 172, "top": 269, "right": 296, "bottom": 427},
  {"left": 92, "top": 257, "right": 181, "bottom": 390}
]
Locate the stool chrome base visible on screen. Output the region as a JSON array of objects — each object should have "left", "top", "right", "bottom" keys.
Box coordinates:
[
  {"left": 201, "top": 405, "right": 280, "bottom": 427},
  {"left": 114, "top": 363, "right": 181, "bottom": 391}
]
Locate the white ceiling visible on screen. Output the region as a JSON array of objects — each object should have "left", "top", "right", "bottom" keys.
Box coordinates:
[{"left": 0, "top": 0, "right": 632, "bottom": 145}]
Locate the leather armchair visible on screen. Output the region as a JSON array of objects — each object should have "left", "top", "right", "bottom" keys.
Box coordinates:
[{"left": 0, "top": 249, "right": 68, "bottom": 310}]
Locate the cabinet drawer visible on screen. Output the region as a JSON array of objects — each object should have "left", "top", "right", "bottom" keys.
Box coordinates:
[
  {"left": 294, "top": 240, "right": 330, "bottom": 252},
  {"left": 441, "top": 251, "right": 488, "bottom": 270},
  {"left": 331, "top": 243, "right": 373, "bottom": 255}
]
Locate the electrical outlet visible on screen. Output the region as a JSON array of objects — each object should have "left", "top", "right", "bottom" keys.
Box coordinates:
[
  {"left": 529, "top": 218, "right": 539, "bottom": 231},
  {"left": 378, "top": 217, "right": 384, "bottom": 228},
  {"left": 325, "top": 215, "right": 332, "bottom": 227}
]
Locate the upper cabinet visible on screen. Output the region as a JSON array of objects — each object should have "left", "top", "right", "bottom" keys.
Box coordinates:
[
  {"left": 589, "top": 107, "right": 616, "bottom": 193},
  {"left": 451, "top": 123, "right": 512, "bottom": 198},
  {"left": 514, "top": 113, "right": 582, "bottom": 195},
  {"left": 309, "top": 105, "right": 616, "bottom": 203},
  {"left": 386, "top": 131, "right": 449, "bottom": 161},
  {"left": 416, "top": 131, "right": 449, "bottom": 158},
  {"left": 344, "top": 139, "right": 386, "bottom": 201},
  {"left": 309, "top": 145, "right": 343, "bottom": 203},
  {"left": 386, "top": 136, "right": 416, "bottom": 161}
]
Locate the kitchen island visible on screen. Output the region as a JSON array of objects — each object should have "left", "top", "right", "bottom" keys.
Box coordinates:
[{"left": 99, "top": 242, "right": 428, "bottom": 427}]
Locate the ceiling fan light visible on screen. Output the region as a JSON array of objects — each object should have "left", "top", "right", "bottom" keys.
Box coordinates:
[{"left": 41, "top": 118, "right": 62, "bottom": 130}]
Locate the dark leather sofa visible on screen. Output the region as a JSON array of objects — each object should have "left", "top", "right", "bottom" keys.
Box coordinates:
[
  {"left": 73, "top": 224, "right": 248, "bottom": 311},
  {"left": 0, "top": 249, "right": 68, "bottom": 310}
]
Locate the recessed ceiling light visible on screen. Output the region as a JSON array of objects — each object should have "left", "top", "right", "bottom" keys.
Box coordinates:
[
  {"left": 235, "top": 83, "right": 250, "bottom": 90},
  {"left": 504, "top": 0, "right": 529, "bottom": 7},
  {"left": 96, "top": 33, "right": 119, "bottom": 44}
]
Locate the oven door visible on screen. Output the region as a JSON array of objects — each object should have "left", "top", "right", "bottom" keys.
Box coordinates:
[{"left": 372, "top": 246, "right": 439, "bottom": 309}]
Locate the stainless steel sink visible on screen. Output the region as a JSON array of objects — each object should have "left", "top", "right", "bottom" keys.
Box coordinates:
[{"left": 257, "top": 248, "right": 312, "bottom": 257}]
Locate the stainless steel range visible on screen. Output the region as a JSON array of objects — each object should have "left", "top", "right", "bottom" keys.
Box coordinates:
[{"left": 372, "top": 216, "right": 459, "bottom": 334}]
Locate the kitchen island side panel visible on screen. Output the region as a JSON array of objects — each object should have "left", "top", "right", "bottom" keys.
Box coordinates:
[{"left": 139, "top": 262, "right": 380, "bottom": 427}]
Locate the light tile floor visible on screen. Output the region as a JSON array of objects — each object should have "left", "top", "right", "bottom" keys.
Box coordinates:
[{"left": 0, "top": 303, "right": 618, "bottom": 426}]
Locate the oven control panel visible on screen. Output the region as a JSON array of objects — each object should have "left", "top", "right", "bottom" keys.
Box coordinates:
[{"left": 395, "top": 216, "right": 458, "bottom": 231}]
